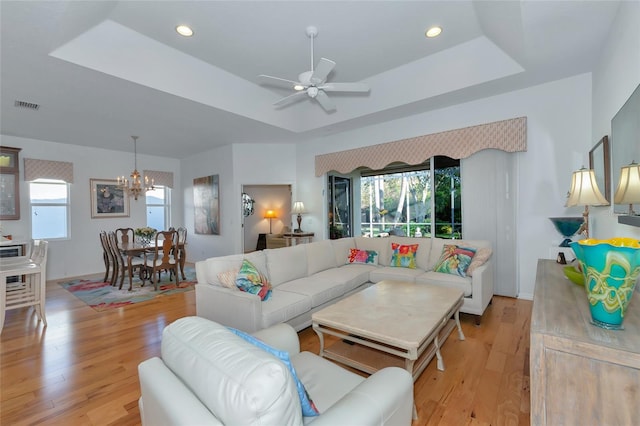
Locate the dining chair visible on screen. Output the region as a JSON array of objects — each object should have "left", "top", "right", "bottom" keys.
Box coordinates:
[
  {"left": 116, "top": 227, "right": 135, "bottom": 245},
  {"left": 99, "top": 231, "right": 116, "bottom": 283},
  {"left": 143, "top": 230, "right": 179, "bottom": 291},
  {"left": 176, "top": 227, "right": 188, "bottom": 280},
  {"left": 0, "top": 240, "right": 48, "bottom": 333},
  {"left": 108, "top": 231, "right": 145, "bottom": 291},
  {"left": 164, "top": 226, "right": 187, "bottom": 282}
]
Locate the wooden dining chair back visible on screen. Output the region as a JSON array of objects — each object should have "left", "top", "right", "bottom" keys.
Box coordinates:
[
  {"left": 108, "top": 231, "right": 144, "bottom": 291},
  {"left": 176, "top": 227, "right": 188, "bottom": 280},
  {"left": 99, "top": 231, "right": 116, "bottom": 284},
  {"left": 143, "top": 230, "right": 179, "bottom": 291},
  {"left": 116, "top": 227, "right": 135, "bottom": 245},
  {"left": 1, "top": 240, "right": 48, "bottom": 333},
  {"left": 106, "top": 232, "right": 122, "bottom": 287}
]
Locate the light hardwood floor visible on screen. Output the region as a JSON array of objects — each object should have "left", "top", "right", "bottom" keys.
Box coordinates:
[{"left": 1, "top": 273, "right": 532, "bottom": 425}]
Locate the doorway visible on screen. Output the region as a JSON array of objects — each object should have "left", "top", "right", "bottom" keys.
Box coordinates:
[{"left": 241, "top": 184, "right": 292, "bottom": 253}]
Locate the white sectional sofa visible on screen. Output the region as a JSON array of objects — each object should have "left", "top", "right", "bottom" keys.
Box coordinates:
[{"left": 196, "top": 236, "right": 494, "bottom": 333}]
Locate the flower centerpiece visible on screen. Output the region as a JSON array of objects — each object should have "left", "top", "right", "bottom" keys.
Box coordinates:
[{"left": 134, "top": 227, "right": 157, "bottom": 246}]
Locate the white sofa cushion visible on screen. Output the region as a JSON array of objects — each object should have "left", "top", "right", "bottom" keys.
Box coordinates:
[
  {"left": 306, "top": 240, "right": 337, "bottom": 275},
  {"left": 415, "top": 271, "right": 473, "bottom": 296},
  {"left": 160, "top": 317, "right": 302, "bottom": 425},
  {"left": 354, "top": 237, "right": 391, "bottom": 266},
  {"left": 313, "top": 264, "right": 375, "bottom": 292},
  {"left": 330, "top": 237, "right": 356, "bottom": 267},
  {"left": 291, "top": 351, "right": 365, "bottom": 413},
  {"left": 277, "top": 277, "right": 345, "bottom": 308},
  {"left": 260, "top": 289, "right": 312, "bottom": 330},
  {"left": 266, "top": 245, "right": 308, "bottom": 287},
  {"left": 369, "top": 266, "right": 425, "bottom": 283},
  {"left": 429, "top": 238, "right": 491, "bottom": 270},
  {"left": 196, "top": 251, "right": 267, "bottom": 287}
]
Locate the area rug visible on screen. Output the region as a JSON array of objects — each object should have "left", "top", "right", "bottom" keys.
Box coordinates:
[{"left": 59, "top": 266, "right": 197, "bottom": 311}]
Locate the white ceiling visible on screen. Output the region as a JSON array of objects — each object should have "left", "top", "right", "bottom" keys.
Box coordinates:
[{"left": 0, "top": 1, "right": 621, "bottom": 158}]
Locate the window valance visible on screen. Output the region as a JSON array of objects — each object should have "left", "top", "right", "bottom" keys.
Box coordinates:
[
  {"left": 24, "top": 158, "right": 74, "bottom": 183},
  {"left": 143, "top": 170, "right": 173, "bottom": 188},
  {"left": 314, "top": 116, "right": 527, "bottom": 176}
]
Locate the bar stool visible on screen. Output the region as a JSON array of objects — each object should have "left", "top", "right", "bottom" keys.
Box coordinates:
[{"left": 0, "top": 240, "right": 48, "bottom": 333}]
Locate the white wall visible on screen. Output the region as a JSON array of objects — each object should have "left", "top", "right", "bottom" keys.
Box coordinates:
[
  {"left": 591, "top": 0, "right": 640, "bottom": 240},
  {"left": 295, "top": 73, "right": 593, "bottom": 300},
  {"left": 0, "top": 134, "right": 181, "bottom": 280},
  {"left": 181, "top": 142, "right": 296, "bottom": 262}
]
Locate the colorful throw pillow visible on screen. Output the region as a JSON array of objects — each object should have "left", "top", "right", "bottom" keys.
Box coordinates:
[
  {"left": 433, "top": 244, "right": 477, "bottom": 277},
  {"left": 345, "top": 248, "right": 378, "bottom": 265},
  {"left": 218, "top": 267, "right": 239, "bottom": 289},
  {"left": 390, "top": 243, "right": 419, "bottom": 268},
  {"left": 228, "top": 327, "right": 320, "bottom": 417},
  {"left": 235, "top": 259, "right": 272, "bottom": 301},
  {"left": 467, "top": 247, "right": 492, "bottom": 277}
]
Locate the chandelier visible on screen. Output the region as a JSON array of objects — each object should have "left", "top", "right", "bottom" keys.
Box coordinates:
[{"left": 116, "top": 136, "right": 154, "bottom": 200}]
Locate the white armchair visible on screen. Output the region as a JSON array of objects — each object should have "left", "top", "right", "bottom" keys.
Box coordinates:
[{"left": 138, "top": 316, "right": 413, "bottom": 425}]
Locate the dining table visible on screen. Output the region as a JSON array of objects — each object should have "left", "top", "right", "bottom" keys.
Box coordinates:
[{"left": 119, "top": 241, "right": 186, "bottom": 289}]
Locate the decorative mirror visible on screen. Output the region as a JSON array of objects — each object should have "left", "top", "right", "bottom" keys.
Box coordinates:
[
  {"left": 589, "top": 135, "right": 610, "bottom": 203},
  {"left": 611, "top": 84, "right": 640, "bottom": 216},
  {"left": 242, "top": 192, "right": 255, "bottom": 217}
]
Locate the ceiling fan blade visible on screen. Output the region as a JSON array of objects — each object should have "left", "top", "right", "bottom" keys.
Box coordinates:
[
  {"left": 259, "top": 74, "right": 301, "bottom": 90},
  {"left": 273, "top": 91, "right": 307, "bottom": 108},
  {"left": 310, "top": 58, "right": 336, "bottom": 84},
  {"left": 319, "top": 82, "right": 370, "bottom": 93},
  {"left": 315, "top": 90, "right": 336, "bottom": 112}
]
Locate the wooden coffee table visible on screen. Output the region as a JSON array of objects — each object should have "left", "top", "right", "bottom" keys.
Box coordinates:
[{"left": 312, "top": 280, "right": 465, "bottom": 381}]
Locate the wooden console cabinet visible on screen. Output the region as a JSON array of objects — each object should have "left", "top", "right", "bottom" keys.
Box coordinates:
[{"left": 531, "top": 259, "right": 640, "bottom": 425}]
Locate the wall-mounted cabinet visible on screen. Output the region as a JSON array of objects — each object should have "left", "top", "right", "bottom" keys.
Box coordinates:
[{"left": 0, "top": 146, "right": 21, "bottom": 220}]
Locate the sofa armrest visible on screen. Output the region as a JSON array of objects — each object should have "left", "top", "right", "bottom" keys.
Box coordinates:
[
  {"left": 138, "top": 357, "right": 221, "bottom": 426},
  {"left": 251, "top": 323, "right": 301, "bottom": 355},
  {"left": 469, "top": 259, "right": 494, "bottom": 316},
  {"left": 195, "top": 283, "right": 263, "bottom": 333},
  {"left": 310, "top": 367, "right": 413, "bottom": 426}
]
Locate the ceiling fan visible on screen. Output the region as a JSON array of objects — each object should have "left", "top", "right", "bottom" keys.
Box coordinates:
[{"left": 258, "top": 26, "right": 370, "bottom": 112}]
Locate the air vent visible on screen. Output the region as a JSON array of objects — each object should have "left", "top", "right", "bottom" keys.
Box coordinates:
[{"left": 14, "top": 100, "right": 40, "bottom": 110}]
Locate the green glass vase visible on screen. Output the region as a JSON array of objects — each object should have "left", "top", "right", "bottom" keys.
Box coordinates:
[{"left": 571, "top": 238, "right": 640, "bottom": 330}]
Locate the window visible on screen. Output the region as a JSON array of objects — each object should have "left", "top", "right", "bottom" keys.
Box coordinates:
[
  {"left": 146, "top": 186, "right": 171, "bottom": 230},
  {"left": 359, "top": 156, "right": 461, "bottom": 238},
  {"left": 30, "top": 179, "right": 69, "bottom": 239}
]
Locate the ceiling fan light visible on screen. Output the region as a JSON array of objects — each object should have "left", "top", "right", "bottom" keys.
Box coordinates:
[
  {"left": 425, "top": 26, "right": 442, "bottom": 38},
  {"left": 294, "top": 84, "right": 305, "bottom": 91},
  {"left": 176, "top": 25, "right": 194, "bottom": 37}
]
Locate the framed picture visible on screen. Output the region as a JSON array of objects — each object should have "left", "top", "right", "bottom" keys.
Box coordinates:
[
  {"left": 90, "top": 179, "right": 130, "bottom": 218},
  {"left": 588, "top": 135, "right": 610, "bottom": 203},
  {"left": 194, "top": 174, "right": 219, "bottom": 235}
]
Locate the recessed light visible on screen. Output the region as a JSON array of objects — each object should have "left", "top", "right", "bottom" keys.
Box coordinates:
[
  {"left": 294, "top": 84, "right": 305, "bottom": 91},
  {"left": 176, "top": 25, "right": 193, "bottom": 37},
  {"left": 425, "top": 26, "right": 442, "bottom": 38}
]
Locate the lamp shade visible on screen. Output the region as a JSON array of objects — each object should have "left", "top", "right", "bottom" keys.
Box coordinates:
[
  {"left": 565, "top": 168, "right": 609, "bottom": 207},
  {"left": 614, "top": 161, "right": 640, "bottom": 204},
  {"left": 264, "top": 210, "right": 277, "bottom": 219},
  {"left": 292, "top": 201, "right": 305, "bottom": 214}
]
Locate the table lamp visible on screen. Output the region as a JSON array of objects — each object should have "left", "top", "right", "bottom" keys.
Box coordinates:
[
  {"left": 614, "top": 161, "right": 640, "bottom": 216},
  {"left": 292, "top": 201, "right": 305, "bottom": 232},
  {"left": 565, "top": 167, "right": 609, "bottom": 238},
  {"left": 264, "top": 210, "right": 277, "bottom": 234}
]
